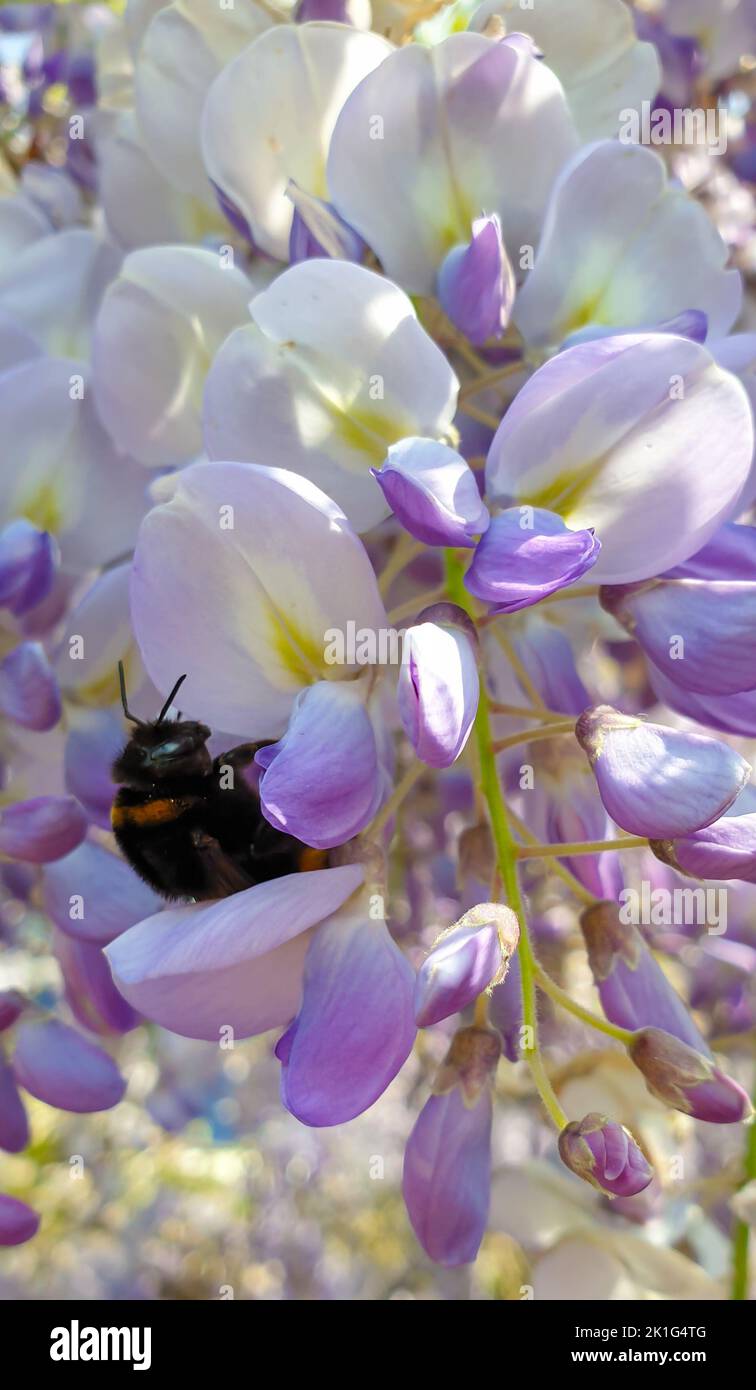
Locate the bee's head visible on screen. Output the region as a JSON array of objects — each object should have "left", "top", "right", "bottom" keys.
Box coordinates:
[{"left": 112, "top": 666, "right": 212, "bottom": 786}]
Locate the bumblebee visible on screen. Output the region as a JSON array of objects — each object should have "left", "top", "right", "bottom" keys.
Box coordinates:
[{"left": 111, "top": 664, "right": 326, "bottom": 901}]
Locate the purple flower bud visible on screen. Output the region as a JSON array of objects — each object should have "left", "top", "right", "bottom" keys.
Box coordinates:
[
  {"left": 287, "top": 181, "right": 365, "bottom": 263},
  {"left": 0, "top": 796, "right": 87, "bottom": 863},
  {"left": 601, "top": 578, "right": 756, "bottom": 696},
  {"left": 465, "top": 507, "right": 600, "bottom": 613},
  {"left": 414, "top": 903, "right": 519, "bottom": 1027},
  {"left": 558, "top": 1114, "right": 653, "bottom": 1198},
  {"left": 629, "top": 1027, "right": 752, "bottom": 1123},
  {"left": 0, "top": 641, "right": 61, "bottom": 731},
  {"left": 55, "top": 932, "right": 140, "bottom": 1037},
  {"left": 651, "top": 813, "right": 756, "bottom": 884},
  {"left": 0, "top": 1058, "right": 28, "bottom": 1153},
  {"left": 371, "top": 437, "right": 489, "bottom": 548},
  {"left": 404, "top": 1024, "right": 500, "bottom": 1265},
  {"left": 437, "top": 214, "right": 515, "bottom": 346},
  {"left": 580, "top": 902, "right": 710, "bottom": 1052},
  {"left": 0, "top": 990, "right": 25, "bottom": 1032},
  {"left": 12, "top": 1019, "right": 127, "bottom": 1113},
  {"left": 576, "top": 704, "right": 751, "bottom": 838},
  {"left": 0, "top": 519, "right": 57, "bottom": 617},
  {"left": 0, "top": 1194, "right": 39, "bottom": 1246},
  {"left": 403, "top": 1086, "right": 492, "bottom": 1266},
  {"left": 398, "top": 610, "right": 479, "bottom": 768}
]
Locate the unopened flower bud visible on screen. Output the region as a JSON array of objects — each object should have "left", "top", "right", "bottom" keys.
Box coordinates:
[
  {"left": 558, "top": 1113, "right": 653, "bottom": 1197},
  {"left": 628, "top": 1027, "right": 752, "bottom": 1124},
  {"left": 576, "top": 704, "right": 751, "bottom": 838},
  {"left": 414, "top": 903, "right": 518, "bottom": 1027}
]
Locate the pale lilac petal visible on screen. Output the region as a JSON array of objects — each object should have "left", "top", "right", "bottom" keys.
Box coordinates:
[
  {"left": 43, "top": 840, "right": 163, "bottom": 945},
  {"left": 131, "top": 461, "right": 388, "bottom": 737},
  {"left": 287, "top": 182, "right": 365, "bottom": 263},
  {"left": 403, "top": 1087, "right": 492, "bottom": 1266},
  {"left": 12, "top": 1019, "right": 126, "bottom": 1113},
  {"left": 0, "top": 1195, "right": 39, "bottom": 1246},
  {"left": 576, "top": 705, "right": 751, "bottom": 838},
  {"left": 91, "top": 246, "right": 252, "bottom": 467},
  {"left": 278, "top": 909, "right": 416, "bottom": 1125},
  {"left": 105, "top": 865, "right": 364, "bottom": 1040},
  {"left": 328, "top": 33, "right": 578, "bottom": 294},
  {"left": 371, "top": 437, "right": 489, "bottom": 548},
  {"left": 398, "top": 619, "right": 479, "bottom": 768},
  {"left": 0, "top": 796, "right": 87, "bottom": 863},
  {"left": 514, "top": 141, "right": 741, "bottom": 353},
  {"left": 203, "top": 261, "right": 459, "bottom": 533},
  {"left": 0, "top": 641, "right": 61, "bottom": 730},
  {"left": 485, "top": 333, "right": 753, "bottom": 584},
  {"left": 201, "top": 23, "right": 391, "bottom": 260},
  {"left": 465, "top": 507, "right": 600, "bottom": 611},
  {"left": 257, "top": 681, "right": 382, "bottom": 850}
]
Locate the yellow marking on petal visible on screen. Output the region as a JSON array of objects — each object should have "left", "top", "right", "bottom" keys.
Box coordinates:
[
  {"left": 520, "top": 457, "right": 606, "bottom": 519},
  {"left": 17, "top": 482, "right": 63, "bottom": 535}
]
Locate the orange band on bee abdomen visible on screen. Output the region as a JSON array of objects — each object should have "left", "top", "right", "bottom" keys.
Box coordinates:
[
  {"left": 111, "top": 797, "right": 198, "bottom": 829},
  {"left": 297, "top": 847, "right": 329, "bottom": 872}
]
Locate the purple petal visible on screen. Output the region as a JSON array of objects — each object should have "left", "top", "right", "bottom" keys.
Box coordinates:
[
  {"left": 106, "top": 865, "right": 364, "bottom": 1040},
  {"left": 371, "top": 436, "right": 489, "bottom": 548},
  {"left": 602, "top": 579, "right": 756, "bottom": 695},
  {"left": 43, "top": 840, "right": 163, "bottom": 945},
  {"left": 398, "top": 618, "right": 479, "bottom": 768},
  {"left": 0, "top": 519, "right": 57, "bottom": 617},
  {"left": 287, "top": 181, "right": 365, "bottom": 263},
  {"left": 54, "top": 932, "right": 140, "bottom": 1036},
  {"left": 0, "top": 796, "right": 87, "bottom": 863},
  {"left": 0, "top": 1194, "right": 39, "bottom": 1246},
  {"left": 465, "top": 508, "right": 600, "bottom": 612},
  {"left": 437, "top": 214, "right": 515, "bottom": 346},
  {"left": 403, "top": 1087, "right": 492, "bottom": 1266},
  {"left": 414, "top": 922, "right": 504, "bottom": 1027},
  {"left": 0, "top": 1060, "right": 29, "bottom": 1153},
  {"left": 653, "top": 813, "right": 756, "bottom": 884},
  {"left": 257, "top": 682, "right": 384, "bottom": 849},
  {"left": 0, "top": 641, "right": 61, "bottom": 730},
  {"left": 279, "top": 909, "right": 416, "bottom": 1125},
  {"left": 581, "top": 902, "right": 710, "bottom": 1054},
  {"left": 576, "top": 705, "right": 751, "bottom": 838},
  {"left": 12, "top": 1019, "right": 126, "bottom": 1113}
]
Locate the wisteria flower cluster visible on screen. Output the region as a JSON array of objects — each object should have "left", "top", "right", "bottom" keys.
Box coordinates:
[{"left": 0, "top": 0, "right": 756, "bottom": 1302}]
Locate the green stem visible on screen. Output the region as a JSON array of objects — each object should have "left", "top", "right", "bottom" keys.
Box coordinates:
[
  {"left": 532, "top": 961, "right": 635, "bottom": 1046},
  {"left": 517, "top": 836, "right": 648, "bottom": 860},
  {"left": 445, "top": 550, "right": 566, "bottom": 1130},
  {"left": 732, "top": 1083, "right": 756, "bottom": 1299}
]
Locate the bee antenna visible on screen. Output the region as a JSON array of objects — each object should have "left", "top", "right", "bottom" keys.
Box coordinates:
[
  {"left": 118, "top": 661, "right": 146, "bottom": 727},
  {"left": 157, "top": 673, "right": 188, "bottom": 725}
]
